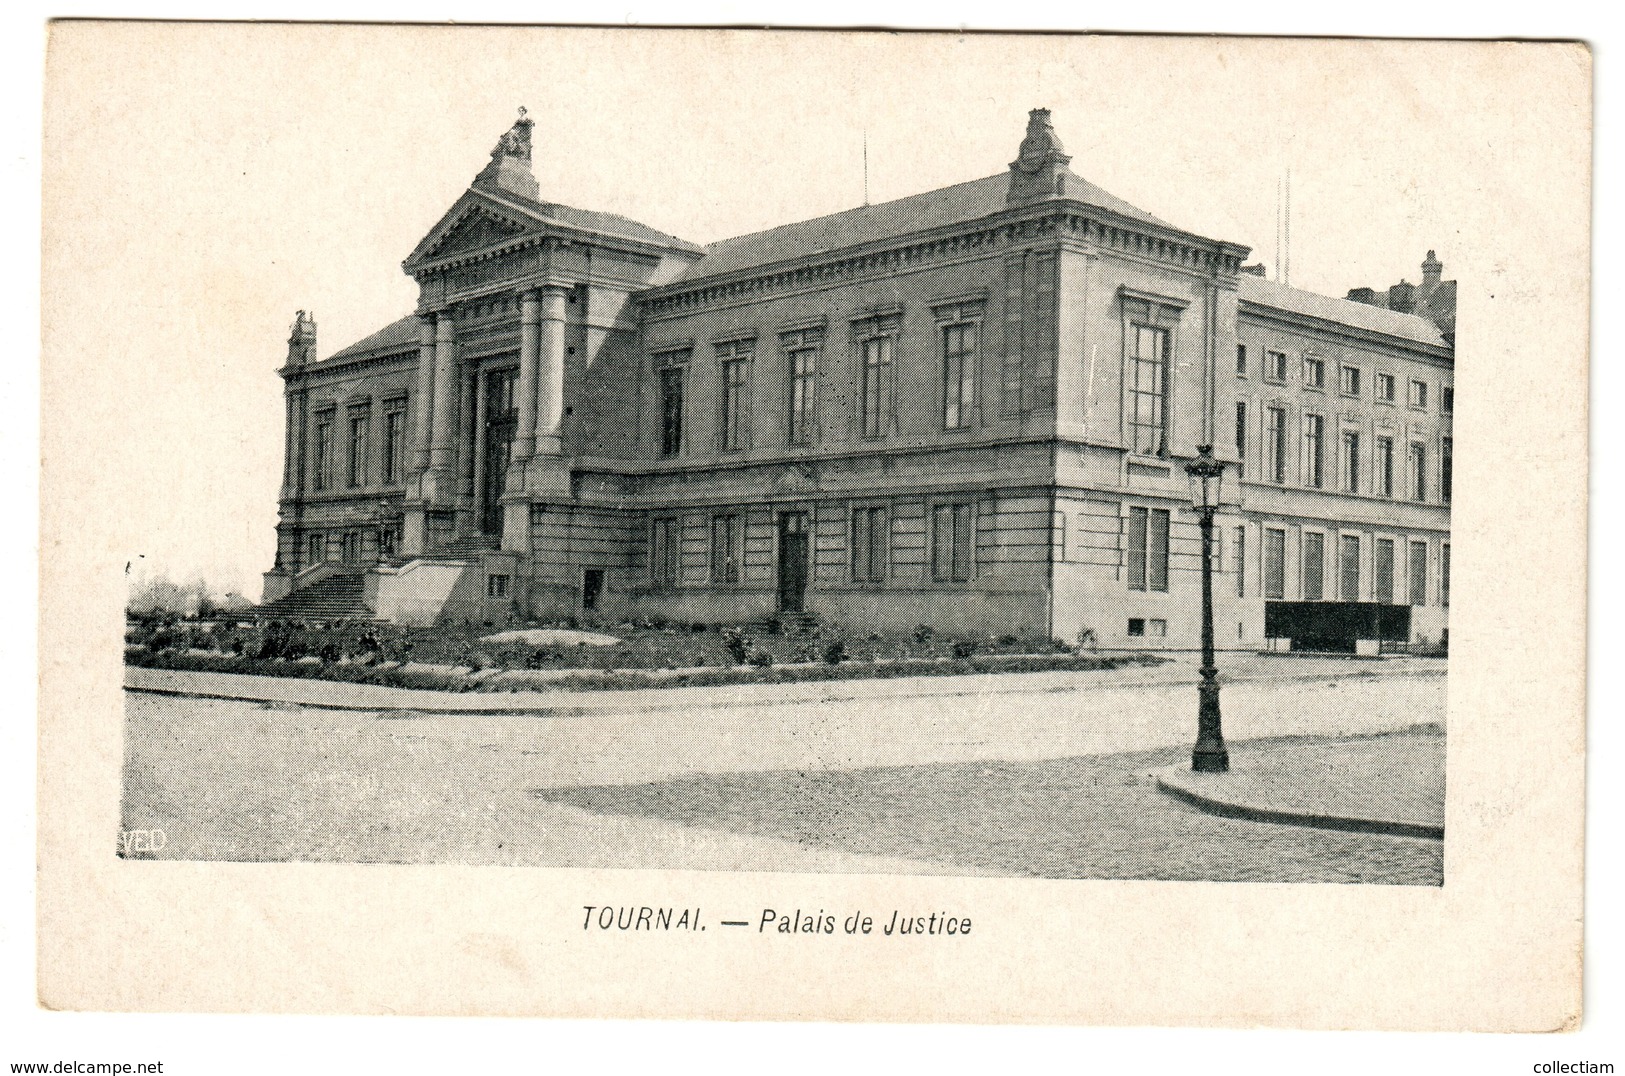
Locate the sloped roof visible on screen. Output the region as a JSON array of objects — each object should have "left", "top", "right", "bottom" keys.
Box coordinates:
[
  {"left": 327, "top": 314, "right": 420, "bottom": 361},
  {"left": 490, "top": 190, "right": 704, "bottom": 254},
  {"left": 678, "top": 168, "right": 1177, "bottom": 282},
  {"left": 1237, "top": 274, "right": 1449, "bottom": 348}
]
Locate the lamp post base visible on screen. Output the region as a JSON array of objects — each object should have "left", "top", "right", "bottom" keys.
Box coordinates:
[
  {"left": 1191, "top": 745, "right": 1231, "bottom": 773},
  {"left": 1192, "top": 668, "right": 1229, "bottom": 773}
]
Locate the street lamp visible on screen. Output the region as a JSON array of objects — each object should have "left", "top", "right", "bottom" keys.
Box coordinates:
[{"left": 1185, "top": 444, "right": 1229, "bottom": 773}]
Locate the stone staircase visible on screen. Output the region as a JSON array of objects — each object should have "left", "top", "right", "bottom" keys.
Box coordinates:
[{"left": 253, "top": 572, "right": 374, "bottom": 622}]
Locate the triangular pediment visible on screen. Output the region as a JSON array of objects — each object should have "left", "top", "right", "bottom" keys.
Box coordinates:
[{"left": 404, "top": 191, "right": 549, "bottom": 271}]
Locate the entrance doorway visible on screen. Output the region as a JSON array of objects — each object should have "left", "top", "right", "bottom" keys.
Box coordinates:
[
  {"left": 481, "top": 368, "right": 518, "bottom": 535},
  {"left": 777, "top": 511, "right": 809, "bottom": 613},
  {"left": 582, "top": 568, "right": 605, "bottom": 612}
]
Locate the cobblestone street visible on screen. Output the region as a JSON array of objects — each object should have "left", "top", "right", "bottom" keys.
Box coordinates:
[{"left": 120, "top": 657, "right": 1445, "bottom": 883}]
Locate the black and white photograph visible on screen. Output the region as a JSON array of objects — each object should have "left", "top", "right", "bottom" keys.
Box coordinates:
[{"left": 34, "top": 20, "right": 1590, "bottom": 1039}]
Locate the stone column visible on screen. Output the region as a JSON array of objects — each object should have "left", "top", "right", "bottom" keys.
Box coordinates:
[
  {"left": 471, "top": 368, "right": 489, "bottom": 530},
  {"left": 428, "top": 311, "right": 459, "bottom": 487},
  {"left": 514, "top": 289, "right": 541, "bottom": 462},
  {"left": 410, "top": 315, "right": 436, "bottom": 474},
  {"left": 535, "top": 285, "right": 569, "bottom": 454}
]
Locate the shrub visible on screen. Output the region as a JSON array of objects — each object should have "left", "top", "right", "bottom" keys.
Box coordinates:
[
  {"left": 146, "top": 628, "right": 174, "bottom": 654},
  {"left": 822, "top": 638, "right": 848, "bottom": 665},
  {"left": 1076, "top": 628, "right": 1098, "bottom": 652},
  {"left": 793, "top": 642, "right": 819, "bottom": 664},
  {"left": 746, "top": 647, "right": 774, "bottom": 668},
  {"left": 913, "top": 624, "right": 935, "bottom": 645},
  {"left": 318, "top": 642, "right": 341, "bottom": 664},
  {"left": 996, "top": 633, "right": 1019, "bottom": 647},
  {"left": 721, "top": 627, "right": 752, "bottom": 665},
  {"left": 951, "top": 640, "right": 977, "bottom": 659}
]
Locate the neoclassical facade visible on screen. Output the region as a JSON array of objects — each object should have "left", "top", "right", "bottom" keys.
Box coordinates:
[{"left": 263, "top": 108, "right": 1453, "bottom": 650}]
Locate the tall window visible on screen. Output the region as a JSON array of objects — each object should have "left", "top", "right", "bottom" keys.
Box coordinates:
[
  {"left": 1376, "top": 436, "right": 1395, "bottom": 497},
  {"left": 1265, "top": 349, "right": 1288, "bottom": 382},
  {"left": 1442, "top": 437, "right": 1453, "bottom": 504},
  {"left": 783, "top": 327, "right": 821, "bottom": 445},
  {"left": 1340, "top": 534, "right": 1361, "bottom": 601},
  {"left": 306, "top": 532, "right": 325, "bottom": 566},
  {"left": 1442, "top": 544, "right": 1451, "bottom": 607},
  {"left": 1341, "top": 430, "right": 1360, "bottom": 494},
  {"left": 860, "top": 335, "right": 893, "bottom": 438},
  {"left": 1376, "top": 372, "right": 1396, "bottom": 402},
  {"left": 1375, "top": 538, "right": 1395, "bottom": 604},
  {"left": 717, "top": 338, "right": 753, "bottom": 451},
  {"left": 655, "top": 348, "right": 690, "bottom": 457},
  {"left": 1340, "top": 365, "right": 1362, "bottom": 397},
  {"left": 1265, "top": 406, "right": 1287, "bottom": 483},
  {"left": 313, "top": 411, "right": 334, "bottom": 491},
  {"left": 651, "top": 517, "right": 679, "bottom": 587},
  {"left": 1304, "top": 413, "right": 1324, "bottom": 489},
  {"left": 1409, "top": 540, "right": 1429, "bottom": 606},
  {"left": 932, "top": 503, "right": 973, "bottom": 583},
  {"left": 1234, "top": 525, "right": 1246, "bottom": 597},
  {"left": 341, "top": 531, "right": 362, "bottom": 564},
  {"left": 1236, "top": 343, "right": 1248, "bottom": 377},
  {"left": 382, "top": 399, "right": 406, "bottom": 484},
  {"left": 1235, "top": 401, "right": 1247, "bottom": 462},
  {"left": 710, "top": 514, "right": 740, "bottom": 585},
  {"left": 1410, "top": 379, "right": 1429, "bottom": 410},
  {"left": 942, "top": 322, "right": 977, "bottom": 430},
  {"left": 1443, "top": 385, "right": 1454, "bottom": 415},
  {"left": 1127, "top": 506, "right": 1170, "bottom": 593},
  {"left": 1128, "top": 324, "right": 1169, "bottom": 455},
  {"left": 851, "top": 505, "right": 888, "bottom": 583},
  {"left": 1264, "top": 527, "right": 1286, "bottom": 600},
  {"left": 1303, "top": 532, "right": 1325, "bottom": 601},
  {"left": 1410, "top": 442, "right": 1427, "bottom": 502},
  {"left": 347, "top": 407, "right": 370, "bottom": 488},
  {"left": 1303, "top": 355, "right": 1325, "bottom": 389}
]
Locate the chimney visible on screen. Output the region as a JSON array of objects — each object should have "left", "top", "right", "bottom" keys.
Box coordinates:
[
  {"left": 1346, "top": 287, "right": 1378, "bottom": 306},
  {"left": 1007, "top": 108, "right": 1073, "bottom": 204},
  {"left": 1388, "top": 280, "right": 1416, "bottom": 314},
  {"left": 286, "top": 310, "right": 316, "bottom": 367},
  {"left": 1421, "top": 249, "right": 1443, "bottom": 286},
  {"left": 472, "top": 106, "right": 540, "bottom": 202}
]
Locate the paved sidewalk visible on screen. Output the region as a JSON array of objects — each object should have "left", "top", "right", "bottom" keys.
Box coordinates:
[
  {"left": 1154, "top": 727, "right": 1445, "bottom": 839},
  {"left": 125, "top": 653, "right": 1445, "bottom": 716}
]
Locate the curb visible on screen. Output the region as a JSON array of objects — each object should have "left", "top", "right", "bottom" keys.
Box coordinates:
[{"left": 1152, "top": 771, "right": 1443, "bottom": 841}]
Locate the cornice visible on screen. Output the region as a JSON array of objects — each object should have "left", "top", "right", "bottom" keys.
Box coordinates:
[{"left": 1239, "top": 298, "right": 1454, "bottom": 365}]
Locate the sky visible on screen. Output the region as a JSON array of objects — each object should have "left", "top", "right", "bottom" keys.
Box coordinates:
[{"left": 41, "top": 27, "right": 1585, "bottom": 597}]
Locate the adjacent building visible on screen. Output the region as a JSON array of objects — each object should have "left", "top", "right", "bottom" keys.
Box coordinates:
[{"left": 262, "top": 108, "right": 1452, "bottom": 651}]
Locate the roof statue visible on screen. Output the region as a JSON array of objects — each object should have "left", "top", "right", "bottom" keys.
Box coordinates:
[{"left": 490, "top": 106, "right": 533, "bottom": 163}]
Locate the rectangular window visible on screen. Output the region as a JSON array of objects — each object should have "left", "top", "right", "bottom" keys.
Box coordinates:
[
  {"left": 1410, "top": 378, "right": 1429, "bottom": 410},
  {"left": 313, "top": 411, "right": 334, "bottom": 491},
  {"left": 1340, "top": 365, "right": 1361, "bottom": 396},
  {"left": 1341, "top": 430, "right": 1360, "bottom": 494},
  {"left": 851, "top": 505, "right": 888, "bottom": 583},
  {"left": 1265, "top": 406, "right": 1287, "bottom": 483},
  {"left": 1303, "top": 532, "right": 1325, "bottom": 601},
  {"left": 1266, "top": 349, "right": 1288, "bottom": 382},
  {"left": 1126, "top": 506, "right": 1170, "bottom": 593},
  {"left": 1234, "top": 401, "right": 1247, "bottom": 461},
  {"left": 379, "top": 524, "right": 397, "bottom": 559},
  {"left": 1376, "top": 372, "right": 1396, "bottom": 402},
  {"left": 382, "top": 402, "right": 406, "bottom": 484},
  {"left": 1375, "top": 538, "right": 1395, "bottom": 604},
  {"left": 487, "top": 573, "right": 510, "bottom": 599},
  {"left": 340, "top": 531, "right": 361, "bottom": 565},
  {"left": 655, "top": 348, "right": 690, "bottom": 457},
  {"left": 1304, "top": 413, "right": 1324, "bottom": 488},
  {"left": 1442, "top": 385, "right": 1454, "bottom": 415},
  {"left": 784, "top": 328, "right": 821, "bottom": 445},
  {"left": 1442, "top": 436, "right": 1453, "bottom": 504},
  {"left": 1127, "top": 618, "right": 1145, "bottom": 637},
  {"left": 1234, "top": 525, "right": 1246, "bottom": 598},
  {"left": 1409, "top": 539, "right": 1429, "bottom": 606},
  {"left": 710, "top": 514, "right": 740, "bottom": 584},
  {"left": 1442, "top": 543, "right": 1450, "bottom": 607},
  {"left": 860, "top": 334, "right": 893, "bottom": 438},
  {"left": 931, "top": 503, "right": 973, "bottom": 583},
  {"left": 651, "top": 517, "right": 679, "bottom": 587},
  {"left": 1303, "top": 355, "right": 1325, "bottom": 389},
  {"left": 1410, "top": 442, "right": 1427, "bottom": 502},
  {"left": 306, "top": 533, "right": 325, "bottom": 566},
  {"left": 1340, "top": 534, "right": 1361, "bottom": 602},
  {"left": 717, "top": 339, "right": 753, "bottom": 451},
  {"left": 942, "top": 322, "right": 977, "bottom": 430},
  {"left": 1128, "top": 325, "right": 1169, "bottom": 455},
  {"left": 1376, "top": 436, "right": 1395, "bottom": 497},
  {"left": 1236, "top": 343, "right": 1248, "bottom": 377},
  {"left": 1264, "top": 527, "right": 1286, "bottom": 600},
  {"left": 347, "top": 409, "right": 370, "bottom": 488}
]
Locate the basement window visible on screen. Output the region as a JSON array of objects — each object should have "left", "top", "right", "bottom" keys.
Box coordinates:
[{"left": 487, "top": 574, "right": 510, "bottom": 599}]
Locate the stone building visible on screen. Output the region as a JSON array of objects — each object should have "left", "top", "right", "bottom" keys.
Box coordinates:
[{"left": 261, "top": 108, "right": 1453, "bottom": 651}]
